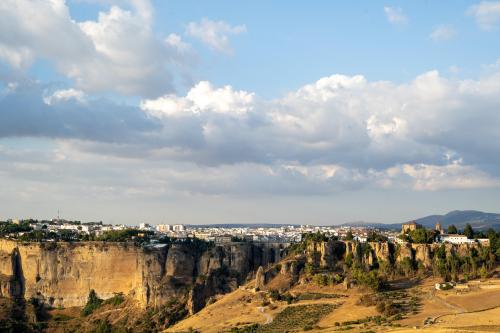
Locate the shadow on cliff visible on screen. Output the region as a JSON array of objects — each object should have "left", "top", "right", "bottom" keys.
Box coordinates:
[
  {"left": 1, "top": 247, "right": 31, "bottom": 332},
  {"left": 2, "top": 247, "right": 48, "bottom": 332},
  {"left": 10, "top": 248, "right": 25, "bottom": 299}
]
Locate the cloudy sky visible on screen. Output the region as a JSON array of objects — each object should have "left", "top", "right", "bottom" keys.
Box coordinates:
[{"left": 1, "top": 0, "right": 500, "bottom": 225}]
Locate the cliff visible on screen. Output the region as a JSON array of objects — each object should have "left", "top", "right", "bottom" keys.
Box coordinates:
[
  {"left": 0, "top": 239, "right": 284, "bottom": 312},
  {"left": 306, "top": 240, "right": 393, "bottom": 269},
  {"left": 304, "top": 239, "right": 482, "bottom": 271}
]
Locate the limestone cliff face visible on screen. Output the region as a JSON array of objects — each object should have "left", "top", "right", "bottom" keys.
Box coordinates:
[
  {"left": 188, "top": 243, "right": 284, "bottom": 313},
  {"left": 412, "top": 244, "right": 432, "bottom": 268},
  {"left": 306, "top": 240, "right": 346, "bottom": 269},
  {"left": 303, "top": 239, "right": 486, "bottom": 273},
  {"left": 369, "top": 242, "right": 392, "bottom": 263},
  {"left": 306, "top": 240, "right": 393, "bottom": 269},
  {"left": 396, "top": 243, "right": 414, "bottom": 263},
  {"left": 0, "top": 239, "right": 283, "bottom": 312}
]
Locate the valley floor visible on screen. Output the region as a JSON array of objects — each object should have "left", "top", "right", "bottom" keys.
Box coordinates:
[{"left": 166, "top": 276, "right": 500, "bottom": 333}]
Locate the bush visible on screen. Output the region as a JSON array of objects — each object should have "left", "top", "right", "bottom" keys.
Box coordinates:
[
  {"left": 103, "top": 292, "right": 124, "bottom": 306},
  {"left": 383, "top": 302, "right": 399, "bottom": 316},
  {"left": 352, "top": 268, "right": 386, "bottom": 291},
  {"left": 92, "top": 319, "right": 112, "bottom": 333},
  {"left": 81, "top": 289, "right": 102, "bottom": 316},
  {"left": 375, "top": 302, "right": 385, "bottom": 313}
]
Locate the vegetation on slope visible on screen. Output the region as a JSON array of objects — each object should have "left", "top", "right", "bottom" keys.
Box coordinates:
[{"left": 229, "top": 304, "right": 336, "bottom": 333}]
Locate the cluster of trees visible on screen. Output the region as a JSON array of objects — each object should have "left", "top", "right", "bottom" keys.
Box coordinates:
[
  {"left": 350, "top": 267, "right": 387, "bottom": 291},
  {"left": 343, "top": 247, "right": 388, "bottom": 291},
  {"left": 96, "top": 229, "right": 154, "bottom": 242},
  {"left": 301, "top": 229, "right": 500, "bottom": 291},
  {"left": 289, "top": 231, "right": 338, "bottom": 254},
  {"left": 447, "top": 223, "right": 475, "bottom": 239},
  {"left": 311, "top": 273, "right": 344, "bottom": 286},
  {"left": 0, "top": 221, "right": 32, "bottom": 236},
  {"left": 366, "top": 231, "right": 388, "bottom": 242},
  {"left": 432, "top": 244, "right": 494, "bottom": 282},
  {"left": 401, "top": 223, "right": 498, "bottom": 244}
]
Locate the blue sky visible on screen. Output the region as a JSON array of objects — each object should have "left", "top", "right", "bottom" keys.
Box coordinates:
[
  {"left": 1, "top": 0, "right": 500, "bottom": 224},
  {"left": 31, "top": 0, "right": 500, "bottom": 96}
]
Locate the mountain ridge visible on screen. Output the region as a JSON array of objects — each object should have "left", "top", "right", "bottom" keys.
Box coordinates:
[{"left": 341, "top": 210, "right": 500, "bottom": 230}]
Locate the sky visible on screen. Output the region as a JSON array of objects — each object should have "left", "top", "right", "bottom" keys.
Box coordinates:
[{"left": 1, "top": 0, "right": 500, "bottom": 225}]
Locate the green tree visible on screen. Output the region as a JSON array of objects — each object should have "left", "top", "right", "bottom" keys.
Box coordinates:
[
  {"left": 447, "top": 225, "right": 458, "bottom": 234},
  {"left": 409, "top": 228, "right": 434, "bottom": 244},
  {"left": 479, "top": 264, "right": 488, "bottom": 280},
  {"left": 93, "top": 319, "right": 112, "bottom": 333},
  {"left": 344, "top": 253, "right": 353, "bottom": 268},
  {"left": 398, "top": 257, "right": 414, "bottom": 277},
  {"left": 464, "top": 223, "right": 474, "bottom": 239},
  {"left": 81, "top": 289, "right": 102, "bottom": 316},
  {"left": 345, "top": 230, "right": 354, "bottom": 241}
]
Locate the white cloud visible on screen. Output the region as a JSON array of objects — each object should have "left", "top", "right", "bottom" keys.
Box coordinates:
[
  {"left": 467, "top": 1, "right": 500, "bottom": 30},
  {"left": 43, "top": 89, "right": 86, "bottom": 105},
  {"left": 384, "top": 162, "right": 500, "bottom": 191},
  {"left": 0, "top": 0, "right": 192, "bottom": 97},
  {"left": 430, "top": 25, "right": 457, "bottom": 41},
  {"left": 4, "top": 66, "right": 500, "bottom": 194},
  {"left": 140, "top": 81, "right": 255, "bottom": 117},
  {"left": 186, "top": 18, "right": 246, "bottom": 54},
  {"left": 384, "top": 6, "right": 408, "bottom": 25}
]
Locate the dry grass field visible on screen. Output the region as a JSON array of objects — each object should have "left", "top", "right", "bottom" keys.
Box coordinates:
[
  {"left": 166, "top": 288, "right": 280, "bottom": 333},
  {"left": 166, "top": 276, "right": 500, "bottom": 333}
]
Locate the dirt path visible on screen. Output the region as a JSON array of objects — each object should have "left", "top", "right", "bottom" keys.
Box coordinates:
[
  {"left": 431, "top": 293, "right": 466, "bottom": 314},
  {"left": 257, "top": 306, "right": 273, "bottom": 324}
]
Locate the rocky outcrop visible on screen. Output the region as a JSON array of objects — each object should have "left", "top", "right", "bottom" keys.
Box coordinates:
[
  {"left": 369, "top": 242, "right": 393, "bottom": 263},
  {"left": 412, "top": 244, "right": 432, "bottom": 268},
  {"left": 307, "top": 240, "right": 393, "bottom": 269},
  {"left": 397, "top": 243, "right": 414, "bottom": 263},
  {"left": 255, "top": 266, "right": 265, "bottom": 290},
  {"left": 0, "top": 239, "right": 282, "bottom": 312},
  {"left": 306, "top": 240, "right": 346, "bottom": 269}
]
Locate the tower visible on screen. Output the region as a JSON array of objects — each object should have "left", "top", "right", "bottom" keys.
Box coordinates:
[{"left": 435, "top": 222, "right": 444, "bottom": 235}]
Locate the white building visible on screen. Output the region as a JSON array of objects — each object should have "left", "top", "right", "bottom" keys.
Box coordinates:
[
  {"left": 139, "top": 223, "right": 154, "bottom": 231},
  {"left": 441, "top": 234, "right": 475, "bottom": 244},
  {"left": 156, "top": 224, "right": 171, "bottom": 233},
  {"left": 477, "top": 238, "right": 490, "bottom": 246},
  {"left": 172, "top": 224, "right": 185, "bottom": 232},
  {"left": 354, "top": 235, "right": 367, "bottom": 243}
]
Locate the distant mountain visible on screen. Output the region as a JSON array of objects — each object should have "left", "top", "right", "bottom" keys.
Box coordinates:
[
  {"left": 411, "top": 210, "right": 500, "bottom": 230},
  {"left": 341, "top": 210, "right": 500, "bottom": 231},
  {"left": 339, "top": 221, "right": 400, "bottom": 230},
  {"left": 187, "top": 223, "right": 301, "bottom": 229}
]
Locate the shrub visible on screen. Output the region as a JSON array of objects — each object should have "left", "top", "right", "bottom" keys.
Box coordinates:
[
  {"left": 92, "top": 319, "right": 112, "bottom": 333},
  {"left": 103, "top": 292, "right": 124, "bottom": 306},
  {"left": 375, "top": 302, "right": 385, "bottom": 313},
  {"left": 81, "top": 289, "right": 102, "bottom": 316}
]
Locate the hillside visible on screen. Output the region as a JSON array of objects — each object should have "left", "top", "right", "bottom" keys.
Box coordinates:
[
  {"left": 413, "top": 210, "right": 500, "bottom": 230},
  {"left": 342, "top": 210, "right": 500, "bottom": 231},
  {"left": 167, "top": 236, "right": 500, "bottom": 333}
]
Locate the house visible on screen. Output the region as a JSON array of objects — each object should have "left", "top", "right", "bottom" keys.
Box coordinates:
[
  {"left": 389, "top": 236, "right": 405, "bottom": 245},
  {"left": 354, "top": 235, "right": 367, "bottom": 243},
  {"left": 172, "top": 224, "right": 185, "bottom": 232},
  {"left": 477, "top": 238, "right": 490, "bottom": 246},
  {"left": 401, "top": 221, "right": 422, "bottom": 234},
  {"left": 156, "top": 224, "right": 171, "bottom": 233},
  {"left": 215, "top": 235, "right": 232, "bottom": 243},
  {"left": 441, "top": 234, "right": 475, "bottom": 245}
]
